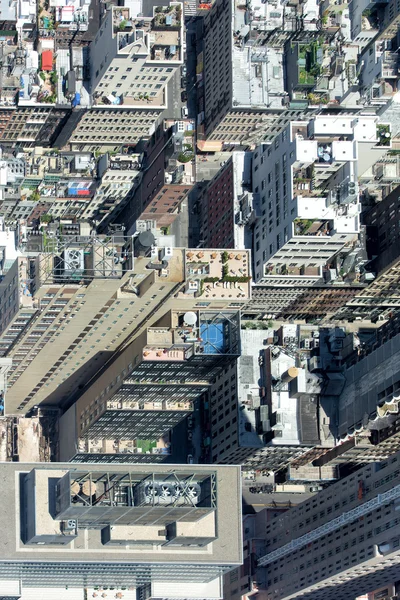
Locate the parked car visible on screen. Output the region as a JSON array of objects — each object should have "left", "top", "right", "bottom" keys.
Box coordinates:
[
  {"left": 181, "top": 91, "right": 187, "bottom": 102},
  {"left": 181, "top": 106, "right": 188, "bottom": 118},
  {"left": 187, "top": 454, "right": 194, "bottom": 464},
  {"left": 182, "top": 65, "right": 187, "bottom": 76},
  {"left": 181, "top": 77, "right": 187, "bottom": 87}
]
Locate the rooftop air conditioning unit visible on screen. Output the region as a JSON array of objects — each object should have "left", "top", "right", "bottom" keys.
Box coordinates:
[
  {"left": 64, "top": 519, "right": 77, "bottom": 531},
  {"left": 63, "top": 248, "right": 84, "bottom": 274}
]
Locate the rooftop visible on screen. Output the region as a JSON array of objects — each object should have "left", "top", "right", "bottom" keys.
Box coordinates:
[
  {"left": 0, "top": 462, "right": 241, "bottom": 567},
  {"left": 143, "top": 309, "right": 241, "bottom": 359},
  {"left": 231, "top": 0, "right": 288, "bottom": 109},
  {"left": 181, "top": 249, "right": 251, "bottom": 301},
  {"left": 113, "top": 3, "right": 183, "bottom": 62},
  {"left": 78, "top": 435, "right": 171, "bottom": 457}
]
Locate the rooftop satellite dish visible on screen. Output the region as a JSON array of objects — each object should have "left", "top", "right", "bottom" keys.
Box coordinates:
[{"left": 183, "top": 311, "right": 197, "bottom": 326}]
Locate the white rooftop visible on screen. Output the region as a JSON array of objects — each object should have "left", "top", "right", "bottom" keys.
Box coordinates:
[{"left": 270, "top": 351, "right": 301, "bottom": 445}]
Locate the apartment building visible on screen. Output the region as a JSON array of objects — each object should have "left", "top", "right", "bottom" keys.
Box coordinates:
[
  {"left": 0, "top": 245, "right": 250, "bottom": 416},
  {"left": 0, "top": 462, "right": 242, "bottom": 594},
  {"left": 68, "top": 108, "right": 162, "bottom": 152},
  {"left": 251, "top": 114, "right": 388, "bottom": 283},
  {"left": 198, "top": 158, "right": 235, "bottom": 248},
  {"left": 198, "top": 0, "right": 307, "bottom": 146},
  {"left": 60, "top": 307, "right": 241, "bottom": 462},
  {"left": 253, "top": 452, "right": 400, "bottom": 600},
  {"left": 134, "top": 121, "right": 195, "bottom": 230}
]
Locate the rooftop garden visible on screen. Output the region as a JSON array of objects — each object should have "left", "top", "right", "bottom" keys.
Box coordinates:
[
  {"left": 154, "top": 4, "right": 182, "bottom": 27},
  {"left": 376, "top": 124, "right": 391, "bottom": 147},
  {"left": 297, "top": 42, "right": 322, "bottom": 86},
  {"left": 294, "top": 219, "right": 330, "bottom": 236},
  {"left": 136, "top": 439, "right": 157, "bottom": 452}
]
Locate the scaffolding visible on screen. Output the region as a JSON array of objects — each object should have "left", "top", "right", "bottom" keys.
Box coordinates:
[
  {"left": 35, "top": 234, "right": 135, "bottom": 285},
  {"left": 258, "top": 482, "right": 400, "bottom": 567}
]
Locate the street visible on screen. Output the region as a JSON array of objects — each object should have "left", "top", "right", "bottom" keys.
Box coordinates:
[{"left": 163, "top": 67, "right": 184, "bottom": 120}]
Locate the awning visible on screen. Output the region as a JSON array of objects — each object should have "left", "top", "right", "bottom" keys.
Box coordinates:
[
  {"left": 197, "top": 140, "right": 223, "bottom": 152},
  {"left": 41, "top": 50, "right": 53, "bottom": 71}
]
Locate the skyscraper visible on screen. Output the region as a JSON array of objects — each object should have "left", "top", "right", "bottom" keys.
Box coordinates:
[
  {"left": 253, "top": 451, "right": 400, "bottom": 600},
  {"left": 60, "top": 307, "right": 241, "bottom": 462}
]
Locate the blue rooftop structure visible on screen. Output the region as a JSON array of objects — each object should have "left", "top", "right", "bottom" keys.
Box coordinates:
[{"left": 200, "top": 322, "right": 224, "bottom": 354}]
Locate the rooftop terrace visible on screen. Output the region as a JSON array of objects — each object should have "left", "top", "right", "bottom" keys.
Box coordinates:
[{"left": 183, "top": 250, "right": 251, "bottom": 300}]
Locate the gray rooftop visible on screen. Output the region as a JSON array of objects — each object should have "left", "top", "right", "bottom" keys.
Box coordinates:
[
  {"left": 0, "top": 462, "right": 242, "bottom": 566},
  {"left": 338, "top": 332, "right": 400, "bottom": 438}
]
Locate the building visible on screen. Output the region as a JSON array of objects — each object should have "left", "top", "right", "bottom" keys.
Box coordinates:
[
  {"left": 196, "top": 152, "right": 253, "bottom": 250},
  {"left": 209, "top": 327, "right": 333, "bottom": 468},
  {"left": 252, "top": 451, "right": 400, "bottom": 600},
  {"left": 364, "top": 183, "right": 400, "bottom": 275},
  {"left": 197, "top": 0, "right": 308, "bottom": 146},
  {"left": 317, "top": 319, "right": 400, "bottom": 465},
  {"left": 223, "top": 507, "right": 288, "bottom": 600},
  {"left": 60, "top": 306, "right": 241, "bottom": 462},
  {"left": 0, "top": 107, "right": 70, "bottom": 148},
  {"left": 334, "top": 261, "right": 400, "bottom": 322},
  {"left": 112, "top": 121, "right": 195, "bottom": 235},
  {"left": 90, "top": 2, "right": 183, "bottom": 109},
  {"left": 0, "top": 217, "right": 19, "bottom": 277},
  {"left": 136, "top": 121, "right": 195, "bottom": 230},
  {"left": 68, "top": 108, "right": 162, "bottom": 152},
  {"left": 0, "top": 245, "right": 250, "bottom": 415},
  {"left": 197, "top": 158, "right": 235, "bottom": 248},
  {"left": 251, "top": 114, "right": 388, "bottom": 283},
  {"left": 81, "top": 151, "right": 143, "bottom": 227},
  {"left": 243, "top": 283, "right": 364, "bottom": 322},
  {"left": 0, "top": 461, "right": 242, "bottom": 595}
]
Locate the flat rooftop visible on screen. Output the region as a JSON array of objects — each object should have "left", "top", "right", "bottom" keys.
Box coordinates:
[{"left": 0, "top": 462, "right": 242, "bottom": 566}]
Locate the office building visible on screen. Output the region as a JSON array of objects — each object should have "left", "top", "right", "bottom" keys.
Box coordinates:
[
  {"left": 243, "top": 283, "right": 363, "bottom": 322},
  {"left": 0, "top": 217, "right": 19, "bottom": 277},
  {"left": 0, "top": 245, "right": 250, "bottom": 416},
  {"left": 197, "top": 0, "right": 307, "bottom": 146},
  {"left": 68, "top": 108, "right": 162, "bottom": 152},
  {"left": 364, "top": 183, "right": 400, "bottom": 275},
  {"left": 314, "top": 317, "right": 400, "bottom": 467},
  {"left": 209, "top": 328, "right": 332, "bottom": 468},
  {"left": 60, "top": 306, "right": 241, "bottom": 462},
  {"left": 251, "top": 114, "right": 388, "bottom": 283},
  {"left": 0, "top": 462, "right": 242, "bottom": 593},
  {"left": 253, "top": 451, "right": 400, "bottom": 600},
  {"left": 0, "top": 107, "right": 70, "bottom": 148},
  {"left": 223, "top": 507, "right": 287, "bottom": 600},
  {"left": 90, "top": 2, "right": 183, "bottom": 109},
  {"left": 334, "top": 261, "right": 400, "bottom": 322}
]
